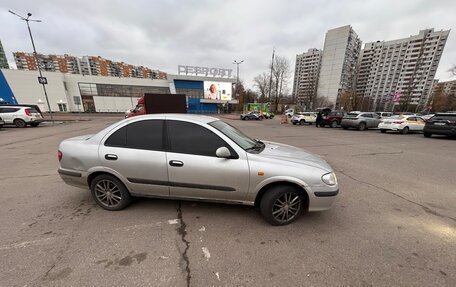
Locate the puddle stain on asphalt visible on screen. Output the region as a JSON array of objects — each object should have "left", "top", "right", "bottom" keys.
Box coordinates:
[{"left": 96, "top": 252, "right": 148, "bottom": 268}]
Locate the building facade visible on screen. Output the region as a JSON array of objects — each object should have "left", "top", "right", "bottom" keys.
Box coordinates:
[
  {"left": 356, "top": 29, "right": 450, "bottom": 111},
  {"left": 292, "top": 48, "right": 322, "bottom": 110},
  {"left": 13, "top": 53, "right": 167, "bottom": 80},
  {"left": 0, "top": 40, "right": 9, "bottom": 69},
  {"left": 317, "top": 25, "right": 362, "bottom": 108}
]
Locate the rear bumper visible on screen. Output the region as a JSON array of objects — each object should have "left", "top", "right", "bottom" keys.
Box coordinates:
[
  {"left": 58, "top": 168, "right": 88, "bottom": 189},
  {"left": 423, "top": 127, "right": 456, "bottom": 135},
  {"left": 378, "top": 123, "right": 401, "bottom": 131}
]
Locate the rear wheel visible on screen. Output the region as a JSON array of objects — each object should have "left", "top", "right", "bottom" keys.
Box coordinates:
[
  {"left": 90, "top": 174, "right": 132, "bottom": 211},
  {"left": 330, "top": 120, "right": 338, "bottom": 128},
  {"left": 380, "top": 129, "right": 387, "bottom": 133},
  {"left": 423, "top": 132, "right": 432, "bottom": 138},
  {"left": 258, "top": 116, "right": 263, "bottom": 121},
  {"left": 400, "top": 126, "right": 409, "bottom": 134},
  {"left": 300, "top": 120, "right": 305, "bottom": 125},
  {"left": 358, "top": 122, "right": 366, "bottom": 131},
  {"left": 14, "top": 119, "right": 26, "bottom": 128},
  {"left": 260, "top": 185, "right": 304, "bottom": 226}
]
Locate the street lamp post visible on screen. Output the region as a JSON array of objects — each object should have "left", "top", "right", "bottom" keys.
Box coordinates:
[
  {"left": 9, "top": 10, "right": 53, "bottom": 121},
  {"left": 233, "top": 60, "right": 244, "bottom": 113}
]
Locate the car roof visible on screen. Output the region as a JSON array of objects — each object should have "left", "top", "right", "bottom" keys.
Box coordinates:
[{"left": 126, "top": 113, "right": 219, "bottom": 124}]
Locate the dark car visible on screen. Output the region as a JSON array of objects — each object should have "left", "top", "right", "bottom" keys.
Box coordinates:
[
  {"left": 320, "top": 111, "right": 348, "bottom": 128},
  {"left": 240, "top": 111, "right": 263, "bottom": 121},
  {"left": 423, "top": 113, "right": 456, "bottom": 138}
]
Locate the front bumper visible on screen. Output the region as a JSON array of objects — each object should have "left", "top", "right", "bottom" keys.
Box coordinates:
[{"left": 308, "top": 186, "right": 339, "bottom": 211}]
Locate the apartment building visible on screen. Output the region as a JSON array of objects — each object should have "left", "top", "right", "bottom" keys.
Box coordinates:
[
  {"left": 13, "top": 53, "right": 167, "bottom": 80},
  {"left": 317, "top": 25, "right": 362, "bottom": 108},
  {"left": 0, "top": 40, "right": 9, "bottom": 69},
  {"left": 292, "top": 48, "right": 322, "bottom": 110},
  {"left": 356, "top": 29, "right": 449, "bottom": 111}
]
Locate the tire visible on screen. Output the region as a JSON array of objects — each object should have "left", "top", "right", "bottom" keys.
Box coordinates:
[
  {"left": 14, "top": 119, "right": 27, "bottom": 128},
  {"left": 423, "top": 132, "right": 432, "bottom": 138},
  {"left": 358, "top": 122, "right": 366, "bottom": 131},
  {"left": 260, "top": 185, "right": 305, "bottom": 226},
  {"left": 400, "top": 126, "right": 409, "bottom": 134},
  {"left": 380, "top": 129, "right": 387, "bottom": 133},
  {"left": 30, "top": 122, "right": 40, "bottom": 127},
  {"left": 259, "top": 116, "right": 263, "bottom": 120},
  {"left": 299, "top": 120, "right": 305, "bottom": 125},
  {"left": 330, "top": 120, "right": 338, "bottom": 128},
  {"left": 90, "top": 174, "right": 132, "bottom": 211}
]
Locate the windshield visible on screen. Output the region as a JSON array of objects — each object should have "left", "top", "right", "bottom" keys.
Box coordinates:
[{"left": 209, "top": 120, "right": 258, "bottom": 150}]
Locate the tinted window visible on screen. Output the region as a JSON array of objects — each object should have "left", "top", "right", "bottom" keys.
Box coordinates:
[
  {"left": 433, "top": 115, "right": 456, "bottom": 121},
  {"left": 407, "top": 117, "right": 416, "bottom": 121},
  {"left": 362, "top": 113, "right": 373, "bottom": 118},
  {"left": 0, "top": 108, "right": 20, "bottom": 113},
  {"left": 167, "top": 120, "right": 228, "bottom": 157},
  {"left": 105, "top": 120, "right": 164, "bottom": 151}
]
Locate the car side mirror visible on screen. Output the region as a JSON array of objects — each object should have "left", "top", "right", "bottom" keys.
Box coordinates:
[{"left": 216, "top": 147, "right": 231, "bottom": 159}]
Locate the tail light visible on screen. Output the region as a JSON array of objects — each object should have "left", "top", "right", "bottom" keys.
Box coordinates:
[
  {"left": 25, "top": 108, "right": 31, "bottom": 116},
  {"left": 58, "top": 150, "right": 62, "bottom": 162}
]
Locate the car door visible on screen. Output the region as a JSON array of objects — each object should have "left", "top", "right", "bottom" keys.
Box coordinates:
[
  {"left": 415, "top": 117, "right": 425, "bottom": 131},
  {"left": 361, "top": 113, "right": 373, "bottom": 127},
  {"left": 166, "top": 120, "right": 249, "bottom": 202},
  {"left": 0, "top": 107, "right": 19, "bottom": 124},
  {"left": 98, "top": 119, "right": 169, "bottom": 197}
]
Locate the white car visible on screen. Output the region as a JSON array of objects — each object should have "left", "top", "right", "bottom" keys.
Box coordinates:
[
  {"left": 378, "top": 115, "right": 426, "bottom": 134},
  {"left": 0, "top": 106, "right": 43, "bottom": 128},
  {"left": 291, "top": 112, "right": 317, "bottom": 125},
  {"left": 284, "top": 108, "right": 294, "bottom": 118}
]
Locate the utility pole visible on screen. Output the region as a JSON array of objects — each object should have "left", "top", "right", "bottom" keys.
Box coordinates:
[
  {"left": 268, "top": 48, "right": 275, "bottom": 111},
  {"left": 9, "top": 10, "right": 53, "bottom": 121},
  {"left": 233, "top": 60, "right": 244, "bottom": 110}
]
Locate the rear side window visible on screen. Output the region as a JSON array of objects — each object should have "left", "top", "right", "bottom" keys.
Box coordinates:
[
  {"left": 362, "top": 113, "right": 373, "bottom": 118},
  {"left": 105, "top": 120, "right": 164, "bottom": 151},
  {"left": 167, "top": 120, "right": 228, "bottom": 157},
  {"left": 0, "top": 108, "right": 20, "bottom": 113}
]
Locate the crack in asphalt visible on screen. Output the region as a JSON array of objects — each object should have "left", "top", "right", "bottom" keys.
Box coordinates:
[
  {"left": 176, "top": 202, "right": 191, "bottom": 287},
  {"left": 351, "top": 150, "right": 404, "bottom": 157},
  {"left": 337, "top": 170, "right": 456, "bottom": 223}
]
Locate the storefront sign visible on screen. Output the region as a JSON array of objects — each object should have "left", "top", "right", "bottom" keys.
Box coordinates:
[{"left": 178, "top": 65, "right": 233, "bottom": 78}]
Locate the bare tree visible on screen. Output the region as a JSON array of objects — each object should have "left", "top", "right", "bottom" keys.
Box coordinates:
[
  {"left": 253, "top": 72, "right": 272, "bottom": 102},
  {"left": 271, "top": 55, "right": 291, "bottom": 111}
]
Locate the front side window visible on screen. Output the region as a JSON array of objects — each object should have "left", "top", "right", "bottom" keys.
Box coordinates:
[
  {"left": 167, "top": 120, "right": 229, "bottom": 157},
  {"left": 105, "top": 120, "right": 164, "bottom": 151}
]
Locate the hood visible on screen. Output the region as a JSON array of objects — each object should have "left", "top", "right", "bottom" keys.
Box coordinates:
[{"left": 257, "top": 141, "right": 332, "bottom": 172}]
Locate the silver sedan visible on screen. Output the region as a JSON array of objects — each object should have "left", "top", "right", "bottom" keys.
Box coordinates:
[{"left": 58, "top": 114, "right": 338, "bottom": 225}]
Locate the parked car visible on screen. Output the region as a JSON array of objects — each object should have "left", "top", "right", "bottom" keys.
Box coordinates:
[
  {"left": 423, "top": 113, "right": 456, "bottom": 138},
  {"left": 263, "top": 112, "right": 275, "bottom": 119},
  {"left": 58, "top": 114, "right": 339, "bottom": 226},
  {"left": 376, "top": 112, "right": 393, "bottom": 118},
  {"left": 0, "top": 116, "right": 4, "bottom": 129},
  {"left": 378, "top": 115, "right": 426, "bottom": 134},
  {"left": 284, "top": 108, "right": 294, "bottom": 118},
  {"left": 421, "top": 114, "right": 435, "bottom": 121},
  {"left": 240, "top": 111, "right": 263, "bottom": 120},
  {"left": 291, "top": 112, "right": 317, "bottom": 125},
  {"left": 320, "top": 111, "right": 348, "bottom": 128},
  {"left": 0, "top": 106, "right": 43, "bottom": 128},
  {"left": 341, "top": 112, "right": 381, "bottom": 130}
]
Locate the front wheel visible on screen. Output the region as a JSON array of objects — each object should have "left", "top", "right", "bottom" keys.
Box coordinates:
[
  {"left": 260, "top": 185, "right": 304, "bottom": 226},
  {"left": 330, "top": 120, "right": 338, "bottom": 128},
  {"left": 90, "top": 174, "right": 132, "bottom": 211}
]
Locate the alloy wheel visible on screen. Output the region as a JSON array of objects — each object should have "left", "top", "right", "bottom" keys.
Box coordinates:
[
  {"left": 94, "top": 179, "right": 122, "bottom": 208},
  {"left": 272, "top": 192, "right": 301, "bottom": 223}
]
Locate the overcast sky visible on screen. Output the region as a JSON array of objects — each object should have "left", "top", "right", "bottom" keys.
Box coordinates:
[{"left": 1, "top": 0, "right": 455, "bottom": 91}]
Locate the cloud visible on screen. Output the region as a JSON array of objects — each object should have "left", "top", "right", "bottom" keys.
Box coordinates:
[{"left": 0, "top": 0, "right": 454, "bottom": 90}]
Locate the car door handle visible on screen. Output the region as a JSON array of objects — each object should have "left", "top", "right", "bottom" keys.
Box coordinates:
[
  {"left": 169, "top": 160, "right": 184, "bottom": 167},
  {"left": 105, "top": 154, "right": 118, "bottom": 161}
]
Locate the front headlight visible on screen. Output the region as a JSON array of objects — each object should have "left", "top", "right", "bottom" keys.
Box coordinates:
[{"left": 322, "top": 172, "right": 337, "bottom": 186}]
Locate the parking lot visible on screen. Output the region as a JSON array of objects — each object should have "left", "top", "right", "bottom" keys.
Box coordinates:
[{"left": 0, "top": 115, "right": 455, "bottom": 286}]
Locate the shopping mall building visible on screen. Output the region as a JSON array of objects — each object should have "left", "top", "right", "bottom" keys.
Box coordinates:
[{"left": 0, "top": 66, "right": 237, "bottom": 113}]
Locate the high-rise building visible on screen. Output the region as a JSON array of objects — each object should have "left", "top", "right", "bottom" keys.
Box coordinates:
[
  {"left": 0, "top": 40, "right": 9, "bottom": 69},
  {"left": 317, "top": 25, "right": 362, "bottom": 108},
  {"left": 356, "top": 28, "right": 449, "bottom": 111},
  {"left": 13, "top": 52, "right": 167, "bottom": 79},
  {"left": 292, "top": 48, "right": 322, "bottom": 110}
]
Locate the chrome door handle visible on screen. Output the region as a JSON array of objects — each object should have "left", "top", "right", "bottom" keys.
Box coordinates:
[
  {"left": 105, "top": 154, "right": 118, "bottom": 160},
  {"left": 169, "top": 160, "right": 184, "bottom": 167}
]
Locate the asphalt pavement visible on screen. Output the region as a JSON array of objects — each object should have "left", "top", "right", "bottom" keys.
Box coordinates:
[{"left": 0, "top": 116, "right": 454, "bottom": 286}]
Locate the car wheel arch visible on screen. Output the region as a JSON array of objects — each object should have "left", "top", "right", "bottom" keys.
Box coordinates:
[
  {"left": 87, "top": 169, "right": 131, "bottom": 192},
  {"left": 254, "top": 181, "right": 309, "bottom": 210}
]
